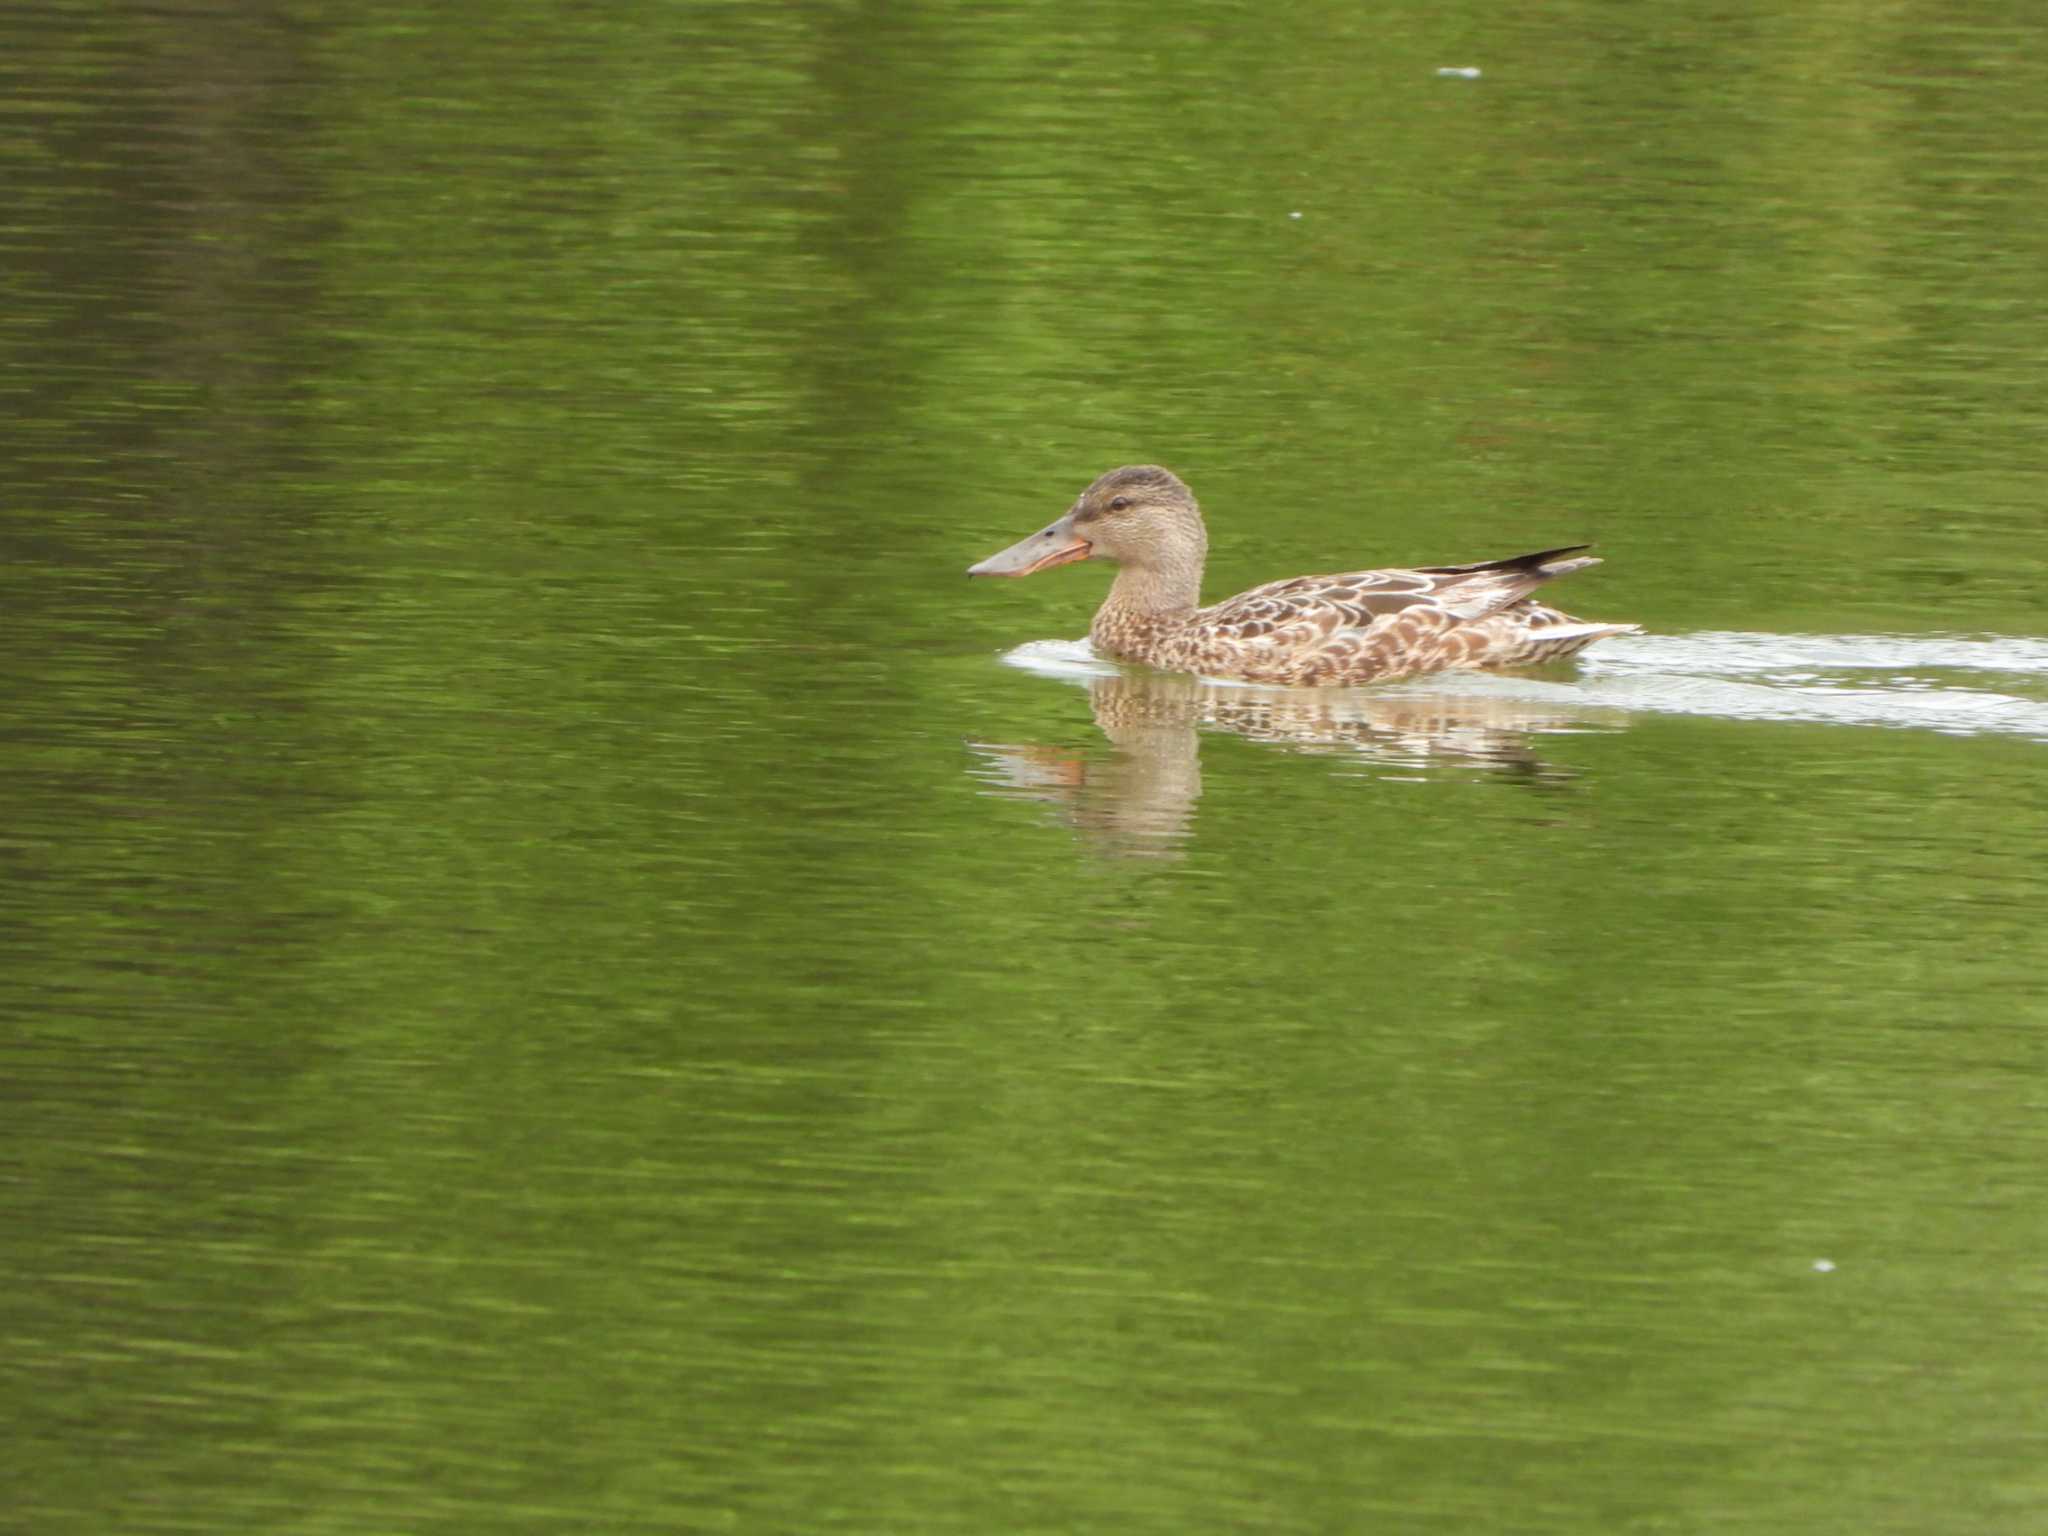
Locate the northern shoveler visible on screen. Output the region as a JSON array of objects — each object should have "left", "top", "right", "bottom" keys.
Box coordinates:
[{"left": 968, "top": 465, "right": 1637, "bottom": 685}]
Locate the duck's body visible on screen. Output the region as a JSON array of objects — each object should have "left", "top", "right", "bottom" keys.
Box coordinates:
[{"left": 969, "top": 466, "right": 1637, "bottom": 686}]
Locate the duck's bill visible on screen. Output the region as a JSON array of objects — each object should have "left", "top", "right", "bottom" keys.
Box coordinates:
[{"left": 967, "top": 513, "right": 1092, "bottom": 578}]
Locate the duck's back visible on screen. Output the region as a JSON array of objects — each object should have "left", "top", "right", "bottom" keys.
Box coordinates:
[{"left": 1101, "top": 549, "right": 1634, "bottom": 686}]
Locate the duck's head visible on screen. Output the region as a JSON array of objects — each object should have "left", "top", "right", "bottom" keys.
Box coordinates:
[{"left": 968, "top": 465, "right": 1206, "bottom": 578}]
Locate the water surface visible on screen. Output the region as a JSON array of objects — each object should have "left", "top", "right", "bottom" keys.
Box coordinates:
[{"left": 7, "top": 2, "right": 2048, "bottom": 1532}]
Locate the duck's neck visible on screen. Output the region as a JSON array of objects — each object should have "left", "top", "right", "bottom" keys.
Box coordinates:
[{"left": 1100, "top": 537, "right": 1206, "bottom": 622}]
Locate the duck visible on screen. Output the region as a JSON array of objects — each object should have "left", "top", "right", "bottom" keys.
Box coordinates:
[{"left": 968, "top": 465, "right": 1638, "bottom": 686}]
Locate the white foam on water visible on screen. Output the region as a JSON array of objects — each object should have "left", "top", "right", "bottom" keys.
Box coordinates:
[
  {"left": 999, "top": 638, "right": 1122, "bottom": 680},
  {"left": 1000, "top": 631, "right": 2048, "bottom": 743},
  {"left": 1581, "top": 630, "right": 2048, "bottom": 679}
]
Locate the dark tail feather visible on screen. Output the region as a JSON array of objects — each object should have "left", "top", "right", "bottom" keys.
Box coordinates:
[
  {"left": 1426, "top": 544, "right": 1606, "bottom": 622},
  {"left": 1420, "top": 544, "right": 1598, "bottom": 580}
]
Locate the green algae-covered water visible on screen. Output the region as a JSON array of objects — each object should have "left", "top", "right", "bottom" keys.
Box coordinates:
[{"left": 8, "top": 2, "right": 2048, "bottom": 1531}]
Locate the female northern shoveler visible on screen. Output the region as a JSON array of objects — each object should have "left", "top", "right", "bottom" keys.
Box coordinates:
[{"left": 968, "top": 465, "right": 1637, "bottom": 686}]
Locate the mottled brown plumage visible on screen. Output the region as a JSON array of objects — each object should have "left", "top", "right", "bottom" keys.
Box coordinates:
[{"left": 968, "top": 465, "right": 1637, "bottom": 686}]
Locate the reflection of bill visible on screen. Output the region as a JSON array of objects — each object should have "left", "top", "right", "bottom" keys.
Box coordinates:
[{"left": 969, "top": 662, "right": 1628, "bottom": 855}]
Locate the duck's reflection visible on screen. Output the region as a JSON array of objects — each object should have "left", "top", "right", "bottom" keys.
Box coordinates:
[{"left": 970, "top": 665, "right": 1629, "bottom": 854}]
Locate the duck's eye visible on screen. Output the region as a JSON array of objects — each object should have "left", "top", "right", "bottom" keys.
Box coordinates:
[{"left": 1108, "top": 495, "right": 1131, "bottom": 511}]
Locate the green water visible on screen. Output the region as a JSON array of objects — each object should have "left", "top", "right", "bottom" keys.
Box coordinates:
[{"left": 7, "top": 2, "right": 2048, "bottom": 1532}]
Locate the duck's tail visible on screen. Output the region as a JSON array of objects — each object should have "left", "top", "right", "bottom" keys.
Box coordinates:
[
  {"left": 1507, "top": 618, "right": 1642, "bottom": 667},
  {"left": 1426, "top": 545, "right": 1609, "bottom": 622},
  {"left": 1530, "top": 619, "right": 1642, "bottom": 644}
]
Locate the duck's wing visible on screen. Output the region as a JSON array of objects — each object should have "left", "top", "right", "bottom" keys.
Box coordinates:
[
  {"left": 1198, "top": 547, "right": 1600, "bottom": 642},
  {"left": 1196, "top": 568, "right": 1443, "bottom": 648}
]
